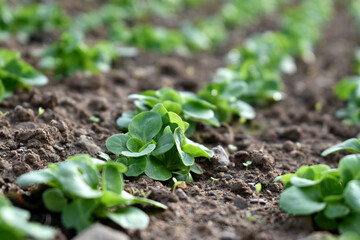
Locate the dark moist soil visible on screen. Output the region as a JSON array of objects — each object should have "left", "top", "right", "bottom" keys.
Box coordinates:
[{"left": 0, "top": 2, "right": 359, "bottom": 240}]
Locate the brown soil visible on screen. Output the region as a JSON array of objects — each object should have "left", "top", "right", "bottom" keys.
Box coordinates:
[{"left": 0, "top": 1, "right": 359, "bottom": 240}]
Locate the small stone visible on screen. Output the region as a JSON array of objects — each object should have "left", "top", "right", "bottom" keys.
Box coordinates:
[
  {"left": 175, "top": 188, "right": 188, "bottom": 200},
  {"left": 72, "top": 223, "right": 129, "bottom": 240},
  {"left": 249, "top": 198, "right": 266, "bottom": 204},
  {"left": 77, "top": 135, "right": 102, "bottom": 154},
  {"left": 234, "top": 196, "right": 248, "bottom": 209},
  {"left": 211, "top": 145, "right": 230, "bottom": 166},
  {"left": 221, "top": 231, "right": 237, "bottom": 240},
  {"left": 53, "top": 145, "right": 64, "bottom": 151},
  {"left": 207, "top": 192, "right": 216, "bottom": 197},
  {"left": 283, "top": 140, "right": 295, "bottom": 152},
  {"left": 225, "top": 174, "right": 233, "bottom": 180}
]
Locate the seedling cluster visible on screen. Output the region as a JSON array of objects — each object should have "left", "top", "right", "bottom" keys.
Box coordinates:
[
  {"left": 107, "top": 103, "right": 212, "bottom": 182},
  {"left": 16, "top": 154, "right": 167, "bottom": 233},
  {"left": 0, "top": 49, "right": 47, "bottom": 102},
  {"left": 276, "top": 140, "right": 360, "bottom": 235}
]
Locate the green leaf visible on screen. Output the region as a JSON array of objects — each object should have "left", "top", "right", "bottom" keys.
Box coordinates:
[
  {"left": 129, "top": 112, "right": 162, "bottom": 143},
  {"left": 314, "top": 212, "right": 338, "bottom": 230},
  {"left": 168, "top": 112, "right": 187, "bottom": 132},
  {"left": 185, "top": 137, "right": 213, "bottom": 157},
  {"left": 183, "top": 100, "right": 214, "bottom": 120},
  {"left": 122, "top": 143, "right": 156, "bottom": 157},
  {"left": 56, "top": 162, "right": 102, "bottom": 199},
  {"left": 144, "top": 156, "right": 172, "bottom": 181},
  {"left": 158, "top": 88, "right": 182, "bottom": 103},
  {"left": 42, "top": 188, "right": 67, "bottom": 212},
  {"left": 0, "top": 203, "right": 56, "bottom": 240},
  {"left": 344, "top": 180, "right": 360, "bottom": 213},
  {"left": 152, "top": 133, "right": 174, "bottom": 156},
  {"left": 151, "top": 103, "right": 168, "bottom": 117},
  {"left": 274, "top": 173, "right": 294, "bottom": 186},
  {"left": 324, "top": 203, "right": 350, "bottom": 219},
  {"left": 319, "top": 176, "right": 343, "bottom": 198},
  {"left": 339, "top": 154, "right": 360, "bottom": 185},
  {"left": 339, "top": 214, "right": 360, "bottom": 235},
  {"left": 233, "top": 100, "right": 256, "bottom": 120},
  {"left": 124, "top": 157, "right": 147, "bottom": 177},
  {"left": 174, "top": 127, "right": 195, "bottom": 166},
  {"left": 335, "top": 77, "right": 360, "bottom": 100},
  {"left": 66, "top": 155, "right": 100, "bottom": 188},
  {"left": 290, "top": 176, "right": 320, "bottom": 187},
  {"left": 163, "top": 101, "right": 182, "bottom": 114},
  {"left": 62, "top": 199, "right": 98, "bottom": 233},
  {"left": 190, "top": 164, "right": 203, "bottom": 174},
  {"left": 102, "top": 164, "right": 123, "bottom": 194},
  {"left": 279, "top": 186, "right": 326, "bottom": 215},
  {"left": 322, "top": 138, "right": 360, "bottom": 156},
  {"left": 0, "top": 80, "right": 4, "bottom": 102},
  {"left": 106, "top": 134, "right": 130, "bottom": 155},
  {"left": 4, "top": 58, "right": 48, "bottom": 86},
  {"left": 182, "top": 143, "right": 211, "bottom": 158},
  {"left": 295, "top": 166, "right": 315, "bottom": 180},
  {"left": 98, "top": 152, "right": 112, "bottom": 161},
  {"left": 106, "top": 206, "right": 149, "bottom": 229},
  {"left": 126, "top": 137, "right": 143, "bottom": 152},
  {"left": 16, "top": 169, "right": 55, "bottom": 187},
  {"left": 17, "top": 222, "right": 56, "bottom": 240},
  {"left": 116, "top": 112, "right": 136, "bottom": 130}
]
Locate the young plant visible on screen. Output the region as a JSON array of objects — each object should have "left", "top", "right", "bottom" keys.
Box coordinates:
[
  {"left": 334, "top": 76, "right": 360, "bottom": 125},
  {"left": 7, "top": 3, "right": 69, "bottom": 43},
  {"left": 107, "top": 103, "right": 213, "bottom": 182},
  {"left": 0, "top": 2, "right": 69, "bottom": 43},
  {"left": 0, "top": 49, "right": 48, "bottom": 102},
  {"left": 171, "top": 177, "right": 185, "bottom": 193},
  {"left": 17, "top": 154, "right": 167, "bottom": 233},
  {"left": 39, "top": 32, "right": 122, "bottom": 78},
  {"left": 243, "top": 161, "right": 253, "bottom": 171},
  {"left": 275, "top": 155, "right": 360, "bottom": 235},
  {"left": 321, "top": 138, "right": 360, "bottom": 157},
  {"left": 116, "top": 88, "right": 220, "bottom": 133},
  {"left": 255, "top": 182, "right": 262, "bottom": 205},
  {"left": 198, "top": 73, "right": 257, "bottom": 123},
  {"left": 0, "top": 195, "right": 55, "bottom": 240}
]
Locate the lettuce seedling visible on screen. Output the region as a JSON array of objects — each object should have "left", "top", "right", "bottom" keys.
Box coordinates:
[
  {"left": 117, "top": 88, "right": 220, "bottom": 132},
  {"left": 334, "top": 76, "right": 360, "bottom": 125},
  {"left": 7, "top": 3, "right": 69, "bottom": 43},
  {"left": 321, "top": 138, "right": 360, "bottom": 157},
  {"left": 276, "top": 156, "right": 360, "bottom": 235},
  {"left": 39, "top": 32, "right": 122, "bottom": 77},
  {"left": 108, "top": 103, "right": 213, "bottom": 182},
  {"left": 17, "top": 154, "right": 167, "bottom": 233},
  {"left": 0, "top": 195, "right": 55, "bottom": 240},
  {"left": 198, "top": 68, "right": 262, "bottom": 123},
  {"left": 227, "top": 32, "right": 296, "bottom": 75},
  {"left": 0, "top": 49, "right": 48, "bottom": 102}
]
